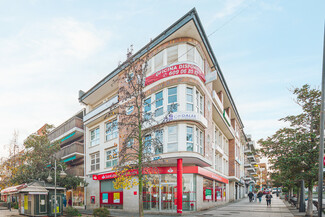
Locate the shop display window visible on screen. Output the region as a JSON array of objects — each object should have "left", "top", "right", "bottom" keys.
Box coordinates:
[
  {"left": 203, "top": 178, "right": 213, "bottom": 201},
  {"left": 215, "top": 182, "right": 226, "bottom": 202}
]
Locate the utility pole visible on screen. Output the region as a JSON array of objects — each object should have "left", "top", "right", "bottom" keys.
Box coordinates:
[{"left": 318, "top": 23, "right": 325, "bottom": 217}]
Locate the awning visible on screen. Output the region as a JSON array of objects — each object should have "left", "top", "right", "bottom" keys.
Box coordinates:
[
  {"left": 1, "top": 184, "right": 27, "bottom": 195},
  {"left": 18, "top": 184, "right": 48, "bottom": 195}
]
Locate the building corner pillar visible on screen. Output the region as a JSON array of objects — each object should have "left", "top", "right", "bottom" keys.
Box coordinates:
[{"left": 177, "top": 158, "right": 183, "bottom": 213}]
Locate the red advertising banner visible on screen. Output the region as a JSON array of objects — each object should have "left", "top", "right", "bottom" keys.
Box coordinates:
[
  {"left": 93, "top": 166, "right": 228, "bottom": 184},
  {"left": 145, "top": 63, "right": 206, "bottom": 86}
]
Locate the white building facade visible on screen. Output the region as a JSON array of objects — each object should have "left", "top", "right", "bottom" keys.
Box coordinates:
[{"left": 79, "top": 8, "right": 246, "bottom": 213}]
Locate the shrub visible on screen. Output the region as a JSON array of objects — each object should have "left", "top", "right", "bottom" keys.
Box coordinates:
[
  {"left": 93, "top": 207, "right": 110, "bottom": 217},
  {"left": 282, "top": 187, "right": 288, "bottom": 193},
  {"left": 65, "top": 206, "right": 81, "bottom": 217}
]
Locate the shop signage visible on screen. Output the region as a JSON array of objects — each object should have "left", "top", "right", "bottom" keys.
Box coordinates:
[
  {"left": 166, "top": 112, "right": 198, "bottom": 122},
  {"left": 93, "top": 166, "right": 228, "bottom": 184},
  {"left": 102, "top": 193, "right": 108, "bottom": 203},
  {"left": 145, "top": 63, "right": 206, "bottom": 86}
]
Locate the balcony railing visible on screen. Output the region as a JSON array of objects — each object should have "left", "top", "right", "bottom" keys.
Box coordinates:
[
  {"left": 48, "top": 117, "right": 83, "bottom": 141},
  {"left": 84, "top": 95, "right": 118, "bottom": 122},
  {"left": 55, "top": 142, "right": 84, "bottom": 160}
]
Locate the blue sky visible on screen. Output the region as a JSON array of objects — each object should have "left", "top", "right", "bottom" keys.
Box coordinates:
[{"left": 0, "top": 0, "right": 324, "bottom": 158}]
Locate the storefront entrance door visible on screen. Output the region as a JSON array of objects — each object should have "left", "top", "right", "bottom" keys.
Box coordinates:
[{"left": 161, "top": 183, "right": 177, "bottom": 211}]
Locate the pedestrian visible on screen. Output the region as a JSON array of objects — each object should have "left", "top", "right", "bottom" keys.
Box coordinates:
[
  {"left": 248, "top": 191, "right": 253, "bottom": 202},
  {"left": 257, "top": 191, "right": 263, "bottom": 203},
  {"left": 254, "top": 191, "right": 257, "bottom": 202},
  {"left": 7, "top": 198, "right": 11, "bottom": 211},
  {"left": 265, "top": 192, "right": 273, "bottom": 206},
  {"left": 68, "top": 198, "right": 72, "bottom": 207},
  {"left": 63, "top": 196, "right": 67, "bottom": 207}
]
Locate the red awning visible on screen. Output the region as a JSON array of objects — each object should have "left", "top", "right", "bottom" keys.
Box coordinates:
[{"left": 1, "top": 183, "right": 27, "bottom": 194}]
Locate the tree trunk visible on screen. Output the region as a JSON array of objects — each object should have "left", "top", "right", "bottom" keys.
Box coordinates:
[
  {"left": 297, "top": 189, "right": 300, "bottom": 209},
  {"left": 306, "top": 184, "right": 313, "bottom": 216},
  {"left": 138, "top": 175, "right": 144, "bottom": 217}
]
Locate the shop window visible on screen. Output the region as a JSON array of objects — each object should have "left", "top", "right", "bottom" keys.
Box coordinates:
[
  {"left": 155, "top": 91, "right": 163, "bottom": 117},
  {"left": 90, "top": 127, "right": 100, "bottom": 147},
  {"left": 106, "top": 148, "right": 118, "bottom": 168},
  {"left": 167, "top": 45, "right": 178, "bottom": 65},
  {"left": 167, "top": 126, "right": 178, "bottom": 152},
  {"left": 215, "top": 182, "right": 226, "bottom": 202},
  {"left": 167, "top": 87, "right": 177, "bottom": 112},
  {"left": 90, "top": 152, "right": 100, "bottom": 171},
  {"left": 105, "top": 119, "right": 118, "bottom": 141},
  {"left": 203, "top": 178, "right": 213, "bottom": 201},
  {"left": 186, "top": 87, "right": 194, "bottom": 111}
]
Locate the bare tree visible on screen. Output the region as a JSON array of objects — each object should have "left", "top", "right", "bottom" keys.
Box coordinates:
[{"left": 108, "top": 49, "right": 175, "bottom": 216}]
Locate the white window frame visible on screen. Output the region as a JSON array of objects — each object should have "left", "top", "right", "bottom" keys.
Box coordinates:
[
  {"left": 167, "top": 86, "right": 177, "bottom": 113},
  {"left": 105, "top": 148, "right": 118, "bottom": 168},
  {"left": 90, "top": 152, "right": 100, "bottom": 171},
  {"left": 186, "top": 126, "right": 194, "bottom": 151},
  {"left": 144, "top": 97, "right": 151, "bottom": 120},
  {"left": 90, "top": 127, "right": 100, "bottom": 147},
  {"left": 105, "top": 119, "right": 118, "bottom": 141},
  {"left": 155, "top": 91, "right": 163, "bottom": 117},
  {"left": 186, "top": 87, "right": 194, "bottom": 111},
  {"left": 167, "top": 125, "right": 178, "bottom": 152}
]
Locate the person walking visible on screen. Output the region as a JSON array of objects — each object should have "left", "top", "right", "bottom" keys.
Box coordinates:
[
  {"left": 257, "top": 191, "right": 263, "bottom": 203},
  {"left": 265, "top": 192, "right": 273, "bottom": 206},
  {"left": 248, "top": 191, "right": 253, "bottom": 202},
  {"left": 254, "top": 191, "right": 257, "bottom": 202}
]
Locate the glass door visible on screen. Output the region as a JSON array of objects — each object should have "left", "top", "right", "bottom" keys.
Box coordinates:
[{"left": 161, "top": 183, "right": 177, "bottom": 211}]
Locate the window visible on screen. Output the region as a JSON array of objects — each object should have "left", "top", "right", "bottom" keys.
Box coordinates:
[
  {"left": 144, "top": 135, "right": 152, "bottom": 154},
  {"left": 186, "top": 126, "right": 194, "bottom": 151},
  {"left": 146, "top": 58, "right": 152, "bottom": 75},
  {"left": 167, "top": 45, "right": 178, "bottom": 65},
  {"left": 196, "top": 90, "right": 204, "bottom": 115},
  {"left": 187, "top": 44, "right": 195, "bottom": 62},
  {"left": 126, "top": 71, "right": 134, "bottom": 83},
  {"left": 106, "top": 148, "right": 118, "bottom": 168},
  {"left": 155, "top": 91, "right": 163, "bottom": 117},
  {"left": 127, "top": 138, "right": 134, "bottom": 148},
  {"left": 199, "top": 131, "right": 203, "bottom": 154},
  {"left": 105, "top": 119, "right": 118, "bottom": 141},
  {"left": 90, "top": 152, "right": 100, "bottom": 171},
  {"left": 144, "top": 97, "right": 151, "bottom": 120},
  {"left": 167, "top": 126, "right": 178, "bottom": 152},
  {"left": 154, "top": 51, "right": 163, "bottom": 70},
  {"left": 90, "top": 127, "right": 100, "bottom": 146},
  {"left": 126, "top": 106, "right": 134, "bottom": 115},
  {"left": 186, "top": 87, "right": 194, "bottom": 111},
  {"left": 167, "top": 87, "right": 177, "bottom": 112},
  {"left": 154, "top": 130, "right": 163, "bottom": 154}
]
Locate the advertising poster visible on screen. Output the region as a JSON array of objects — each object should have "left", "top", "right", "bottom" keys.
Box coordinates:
[
  {"left": 205, "top": 189, "right": 212, "bottom": 200},
  {"left": 113, "top": 193, "right": 120, "bottom": 203},
  {"left": 24, "top": 195, "right": 28, "bottom": 210},
  {"left": 102, "top": 193, "right": 108, "bottom": 203}
]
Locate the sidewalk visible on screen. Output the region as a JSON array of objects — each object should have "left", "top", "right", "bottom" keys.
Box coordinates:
[{"left": 196, "top": 195, "right": 294, "bottom": 217}]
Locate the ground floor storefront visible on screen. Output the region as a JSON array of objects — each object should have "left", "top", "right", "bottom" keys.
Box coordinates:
[{"left": 86, "top": 162, "right": 230, "bottom": 213}]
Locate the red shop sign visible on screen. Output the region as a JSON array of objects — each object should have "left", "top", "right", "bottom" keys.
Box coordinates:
[{"left": 145, "top": 63, "right": 206, "bottom": 86}]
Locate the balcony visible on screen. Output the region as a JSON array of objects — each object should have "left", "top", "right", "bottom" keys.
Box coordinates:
[
  {"left": 223, "top": 110, "right": 231, "bottom": 127},
  {"left": 48, "top": 117, "right": 83, "bottom": 142},
  {"left": 247, "top": 168, "right": 256, "bottom": 172},
  {"left": 247, "top": 155, "right": 256, "bottom": 161},
  {"left": 244, "top": 163, "right": 253, "bottom": 168},
  {"left": 84, "top": 95, "right": 118, "bottom": 122},
  {"left": 66, "top": 166, "right": 84, "bottom": 177},
  {"left": 212, "top": 90, "right": 224, "bottom": 113},
  {"left": 244, "top": 148, "right": 251, "bottom": 154},
  {"left": 55, "top": 142, "right": 84, "bottom": 161}
]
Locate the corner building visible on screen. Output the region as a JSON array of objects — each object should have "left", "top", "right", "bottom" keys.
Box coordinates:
[{"left": 79, "top": 8, "right": 246, "bottom": 213}]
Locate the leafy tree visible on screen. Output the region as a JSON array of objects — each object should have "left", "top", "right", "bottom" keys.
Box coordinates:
[
  {"left": 259, "top": 84, "right": 320, "bottom": 216},
  {"left": 5, "top": 124, "right": 86, "bottom": 189}
]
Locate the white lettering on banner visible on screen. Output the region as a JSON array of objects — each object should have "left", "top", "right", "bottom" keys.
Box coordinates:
[{"left": 166, "top": 113, "right": 198, "bottom": 121}]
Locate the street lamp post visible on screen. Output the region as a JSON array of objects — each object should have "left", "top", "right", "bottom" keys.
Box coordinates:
[{"left": 47, "top": 159, "right": 67, "bottom": 217}]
